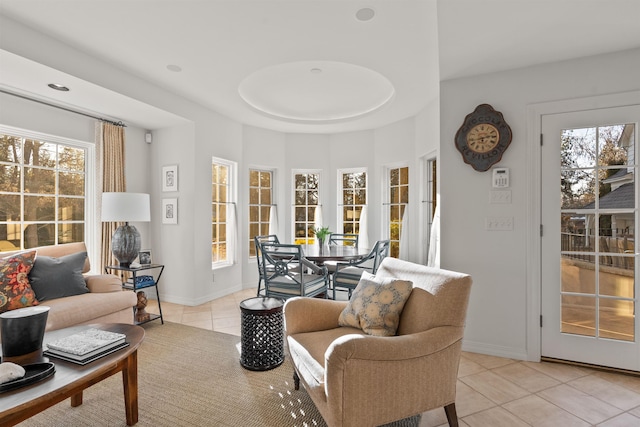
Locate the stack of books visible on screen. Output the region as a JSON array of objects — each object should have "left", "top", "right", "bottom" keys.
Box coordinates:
[{"left": 44, "top": 328, "right": 129, "bottom": 365}]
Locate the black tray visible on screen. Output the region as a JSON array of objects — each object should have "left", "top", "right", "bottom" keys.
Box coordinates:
[{"left": 0, "top": 362, "right": 55, "bottom": 393}]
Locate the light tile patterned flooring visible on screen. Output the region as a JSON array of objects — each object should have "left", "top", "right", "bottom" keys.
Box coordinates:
[{"left": 146, "top": 289, "right": 640, "bottom": 426}]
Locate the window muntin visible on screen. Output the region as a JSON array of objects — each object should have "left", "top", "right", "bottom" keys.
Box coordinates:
[
  {"left": 293, "top": 171, "right": 319, "bottom": 244},
  {"left": 249, "top": 169, "right": 273, "bottom": 257},
  {"left": 339, "top": 169, "right": 366, "bottom": 234},
  {"left": 388, "top": 166, "right": 409, "bottom": 258},
  {"left": 0, "top": 132, "right": 87, "bottom": 250},
  {"left": 212, "top": 157, "right": 236, "bottom": 267}
]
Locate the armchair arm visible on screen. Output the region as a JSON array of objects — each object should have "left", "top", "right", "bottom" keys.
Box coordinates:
[
  {"left": 84, "top": 274, "right": 123, "bottom": 293},
  {"left": 284, "top": 297, "right": 348, "bottom": 335},
  {"left": 326, "top": 326, "right": 464, "bottom": 363}
]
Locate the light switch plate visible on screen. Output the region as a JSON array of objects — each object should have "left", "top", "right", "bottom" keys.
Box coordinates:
[
  {"left": 485, "top": 217, "right": 514, "bottom": 231},
  {"left": 490, "top": 190, "right": 512, "bottom": 204}
]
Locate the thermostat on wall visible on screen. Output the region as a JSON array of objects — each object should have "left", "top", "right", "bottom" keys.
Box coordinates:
[{"left": 492, "top": 167, "right": 510, "bottom": 188}]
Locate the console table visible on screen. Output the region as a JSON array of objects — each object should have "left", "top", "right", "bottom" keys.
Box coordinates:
[{"left": 105, "top": 264, "right": 165, "bottom": 325}]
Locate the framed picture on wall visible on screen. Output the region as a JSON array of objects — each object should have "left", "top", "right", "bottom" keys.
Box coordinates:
[
  {"left": 162, "top": 165, "right": 178, "bottom": 192},
  {"left": 162, "top": 198, "right": 178, "bottom": 224}
]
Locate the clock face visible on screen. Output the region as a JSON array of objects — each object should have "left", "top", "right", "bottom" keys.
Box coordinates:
[
  {"left": 467, "top": 124, "right": 500, "bottom": 153},
  {"left": 454, "top": 104, "right": 512, "bottom": 172}
]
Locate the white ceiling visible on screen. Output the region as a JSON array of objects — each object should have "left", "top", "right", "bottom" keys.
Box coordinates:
[{"left": 1, "top": 0, "right": 639, "bottom": 133}]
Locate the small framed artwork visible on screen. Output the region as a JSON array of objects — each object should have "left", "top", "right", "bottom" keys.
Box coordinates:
[
  {"left": 162, "top": 198, "right": 178, "bottom": 224},
  {"left": 138, "top": 250, "right": 152, "bottom": 265},
  {"left": 162, "top": 164, "right": 178, "bottom": 192}
]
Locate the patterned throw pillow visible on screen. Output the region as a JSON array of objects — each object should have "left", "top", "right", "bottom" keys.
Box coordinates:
[
  {"left": 0, "top": 251, "right": 39, "bottom": 314},
  {"left": 338, "top": 271, "right": 413, "bottom": 336}
]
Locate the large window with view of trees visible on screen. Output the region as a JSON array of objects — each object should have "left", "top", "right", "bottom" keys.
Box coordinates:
[
  {"left": 388, "top": 166, "right": 409, "bottom": 258},
  {"left": 249, "top": 169, "right": 273, "bottom": 257},
  {"left": 0, "top": 129, "right": 89, "bottom": 251},
  {"left": 212, "top": 157, "right": 236, "bottom": 267},
  {"left": 293, "top": 171, "right": 319, "bottom": 244},
  {"left": 339, "top": 169, "right": 366, "bottom": 234}
]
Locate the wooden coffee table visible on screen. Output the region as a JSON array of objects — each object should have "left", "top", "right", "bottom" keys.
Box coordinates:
[{"left": 0, "top": 323, "right": 144, "bottom": 426}]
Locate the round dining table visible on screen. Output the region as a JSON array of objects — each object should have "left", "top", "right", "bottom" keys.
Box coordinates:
[{"left": 300, "top": 244, "right": 370, "bottom": 265}]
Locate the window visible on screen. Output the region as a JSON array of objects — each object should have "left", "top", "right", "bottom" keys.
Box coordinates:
[
  {"left": 212, "top": 157, "right": 236, "bottom": 267},
  {"left": 423, "top": 157, "right": 437, "bottom": 255},
  {"left": 248, "top": 169, "right": 273, "bottom": 257},
  {"left": 339, "top": 169, "right": 367, "bottom": 234},
  {"left": 0, "top": 127, "right": 91, "bottom": 250},
  {"left": 293, "top": 171, "right": 319, "bottom": 244},
  {"left": 387, "top": 166, "right": 409, "bottom": 258}
]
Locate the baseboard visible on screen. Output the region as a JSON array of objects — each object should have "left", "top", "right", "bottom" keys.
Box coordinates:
[{"left": 462, "top": 339, "right": 531, "bottom": 361}]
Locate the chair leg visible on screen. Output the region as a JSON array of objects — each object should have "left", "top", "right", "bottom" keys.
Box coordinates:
[
  {"left": 256, "top": 277, "right": 263, "bottom": 296},
  {"left": 444, "top": 403, "right": 458, "bottom": 427},
  {"left": 293, "top": 370, "right": 300, "bottom": 390}
]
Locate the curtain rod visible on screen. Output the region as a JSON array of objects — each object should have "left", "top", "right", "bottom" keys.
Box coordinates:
[{"left": 0, "top": 88, "right": 127, "bottom": 127}]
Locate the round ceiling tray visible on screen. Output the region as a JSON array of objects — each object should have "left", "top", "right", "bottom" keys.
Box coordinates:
[{"left": 238, "top": 61, "right": 395, "bottom": 122}]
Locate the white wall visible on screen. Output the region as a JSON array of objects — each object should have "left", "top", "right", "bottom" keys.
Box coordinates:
[{"left": 440, "top": 47, "right": 640, "bottom": 360}]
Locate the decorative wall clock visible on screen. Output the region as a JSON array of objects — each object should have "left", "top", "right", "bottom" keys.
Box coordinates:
[{"left": 454, "top": 104, "right": 512, "bottom": 172}]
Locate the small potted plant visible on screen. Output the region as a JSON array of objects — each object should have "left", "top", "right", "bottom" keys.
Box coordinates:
[{"left": 314, "top": 226, "right": 331, "bottom": 247}]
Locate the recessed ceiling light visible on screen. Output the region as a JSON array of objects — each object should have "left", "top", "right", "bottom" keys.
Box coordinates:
[
  {"left": 48, "top": 83, "right": 69, "bottom": 91},
  {"left": 166, "top": 64, "right": 182, "bottom": 72},
  {"left": 355, "top": 7, "right": 375, "bottom": 22}
]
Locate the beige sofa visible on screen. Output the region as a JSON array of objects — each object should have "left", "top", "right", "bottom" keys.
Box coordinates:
[
  {"left": 284, "top": 257, "right": 473, "bottom": 427},
  {"left": 1, "top": 242, "right": 136, "bottom": 332}
]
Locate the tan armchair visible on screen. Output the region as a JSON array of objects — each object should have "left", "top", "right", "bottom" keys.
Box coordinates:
[{"left": 284, "top": 257, "right": 472, "bottom": 427}]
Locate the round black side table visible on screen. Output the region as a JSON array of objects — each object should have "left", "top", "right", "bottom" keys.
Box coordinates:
[{"left": 239, "top": 296, "right": 285, "bottom": 371}]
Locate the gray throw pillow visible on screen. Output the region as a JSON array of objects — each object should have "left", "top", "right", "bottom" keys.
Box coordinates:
[{"left": 29, "top": 252, "right": 89, "bottom": 301}]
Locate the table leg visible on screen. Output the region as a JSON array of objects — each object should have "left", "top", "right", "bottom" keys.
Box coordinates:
[
  {"left": 70, "top": 391, "right": 83, "bottom": 407},
  {"left": 122, "top": 350, "right": 139, "bottom": 425}
]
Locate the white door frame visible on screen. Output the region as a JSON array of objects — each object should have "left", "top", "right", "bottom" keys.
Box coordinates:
[{"left": 525, "top": 90, "right": 640, "bottom": 362}]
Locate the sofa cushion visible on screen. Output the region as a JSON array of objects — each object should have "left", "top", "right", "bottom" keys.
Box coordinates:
[
  {"left": 338, "top": 271, "right": 412, "bottom": 336},
  {"left": 29, "top": 252, "right": 89, "bottom": 301},
  {"left": 0, "top": 250, "right": 39, "bottom": 313}
]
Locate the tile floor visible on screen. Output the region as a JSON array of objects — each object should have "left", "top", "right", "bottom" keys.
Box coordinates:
[{"left": 146, "top": 289, "right": 640, "bottom": 427}]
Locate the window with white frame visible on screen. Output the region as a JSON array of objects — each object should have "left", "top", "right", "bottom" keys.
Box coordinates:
[
  {"left": 212, "top": 157, "right": 236, "bottom": 267},
  {"left": 0, "top": 127, "right": 92, "bottom": 250},
  {"left": 293, "top": 171, "right": 319, "bottom": 244},
  {"left": 338, "top": 168, "right": 367, "bottom": 234},
  {"left": 248, "top": 168, "right": 273, "bottom": 257},
  {"left": 387, "top": 165, "right": 409, "bottom": 258}
]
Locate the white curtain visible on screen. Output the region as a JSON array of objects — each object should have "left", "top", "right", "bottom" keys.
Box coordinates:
[
  {"left": 268, "top": 205, "right": 278, "bottom": 236},
  {"left": 399, "top": 205, "right": 410, "bottom": 261},
  {"left": 427, "top": 205, "right": 440, "bottom": 268},
  {"left": 358, "top": 205, "right": 370, "bottom": 249},
  {"left": 228, "top": 203, "right": 237, "bottom": 264},
  {"left": 314, "top": 205, "right": 324, "bottom": 230}
]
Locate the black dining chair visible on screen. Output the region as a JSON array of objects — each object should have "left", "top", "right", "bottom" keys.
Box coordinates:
[
  {"left": 260, "top": 243, "right": 329, "bottom": 300},
  {"left": 332, "top": 239, "right": 390, "bottom": 299},
  {"left": 253, "top": 234, "right": 280, "bottom": 296}
]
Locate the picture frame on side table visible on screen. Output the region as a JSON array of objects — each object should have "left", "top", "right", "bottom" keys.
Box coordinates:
[
  {"left": 138, "top": 250, "right": 152, "bottom": 265},
  {"left": 162, "top": 198, "right": 178, "bottom": 224},
  {"left": 162, "top": 165, "right": 178, "bottom": 192}
]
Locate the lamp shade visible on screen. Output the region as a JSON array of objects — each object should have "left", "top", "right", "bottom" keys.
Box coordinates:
[{"left": 102, "top": 192, "right": 150, "bottom": 222}]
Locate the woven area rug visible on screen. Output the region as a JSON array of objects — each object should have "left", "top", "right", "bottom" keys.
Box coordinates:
[{"left": 18, "top": 322, "right": 421, "bottom": 427}]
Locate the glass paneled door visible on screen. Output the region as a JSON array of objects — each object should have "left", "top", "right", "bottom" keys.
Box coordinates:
[{"left": 541, "top": 105, "right": 639, "bottom": 370}]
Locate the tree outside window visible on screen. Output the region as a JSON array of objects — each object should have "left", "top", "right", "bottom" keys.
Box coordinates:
[
  {"left": 388, "top": 166, "right": 408, "bottom": 258},
  {"left": 249, "top": 169, "right": 272, "bottom": 256},
  {"left": 340, "top": 169, "right": 366, "bottom": 234},
  {"left": 0, "top": 133, "right": 86, "bottom": 250},
  {"left": 293, "top": 172, "right": 319, "bottom": 244}
]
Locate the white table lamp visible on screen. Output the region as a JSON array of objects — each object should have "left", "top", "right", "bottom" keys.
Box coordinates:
[{"left": 102, "top": 192, "right": 151, "bottom": 267}]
